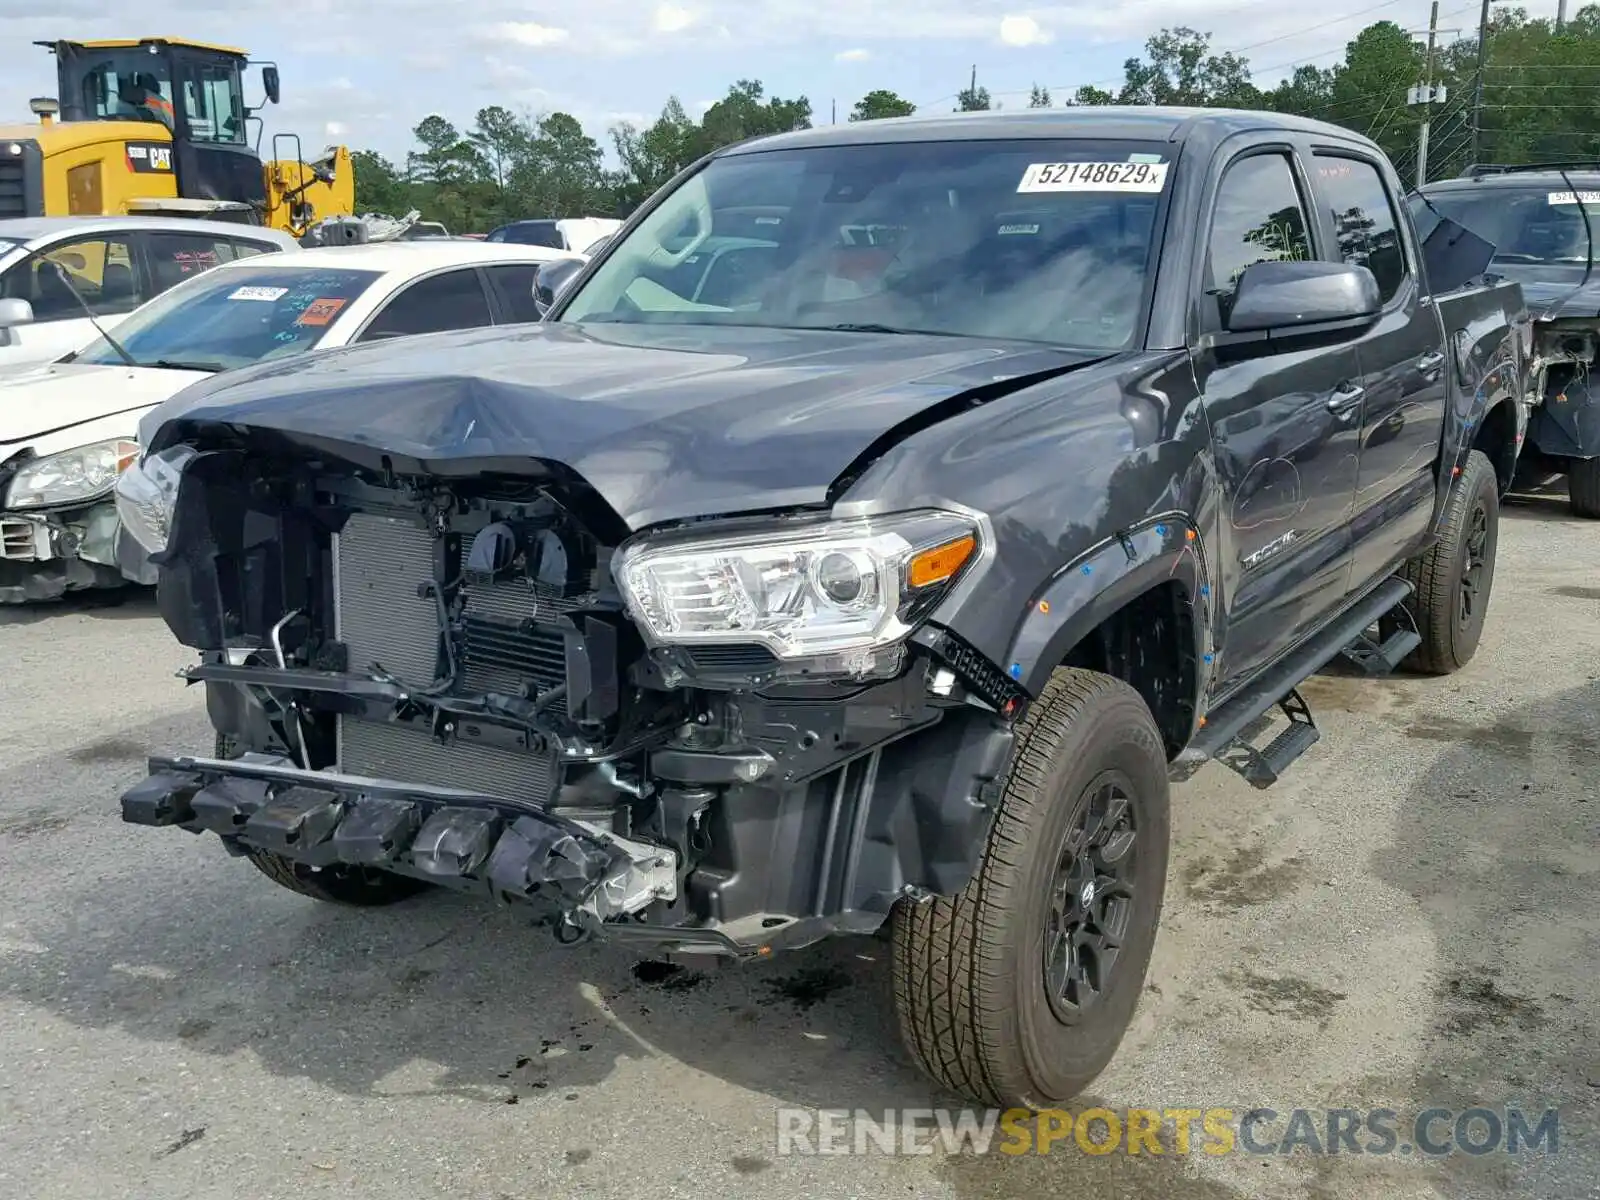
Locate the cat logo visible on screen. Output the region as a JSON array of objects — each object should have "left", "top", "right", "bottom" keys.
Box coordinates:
[{"left": 125, "top": 142, "right": 174, "bottom": 174}]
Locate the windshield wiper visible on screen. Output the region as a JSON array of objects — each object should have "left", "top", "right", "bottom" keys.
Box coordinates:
[
  {"left": 808, "top": 322, "right": 943, "bottom": 336},
  {"left": 145, "top": 358, "right": 225, "bottom": 373},
  {"left": 46, "top": 263, "right": 138, "bottom": 368}
]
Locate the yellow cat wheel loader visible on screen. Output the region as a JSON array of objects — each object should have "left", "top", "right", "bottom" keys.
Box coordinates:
[{"left": 0, "top": 37, "right": 355, "bottom": 239}]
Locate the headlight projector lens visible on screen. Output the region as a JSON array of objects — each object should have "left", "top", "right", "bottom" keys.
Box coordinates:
[{"left": 814, "top": 550, "right": 868, "bottom": 606}]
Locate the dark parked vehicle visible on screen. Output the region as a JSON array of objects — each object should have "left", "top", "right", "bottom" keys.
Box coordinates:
[
  {"left": 1414, "top": 164, "right": 1600, "bottom": 516},
  {"left": 115, "top": 108, "right": 1524, "bottom": 1108}
]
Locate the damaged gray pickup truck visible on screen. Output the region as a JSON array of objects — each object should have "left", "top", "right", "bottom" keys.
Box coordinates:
[{"left": 116, "top": 109, "right": 1524, "bottom": 1108}]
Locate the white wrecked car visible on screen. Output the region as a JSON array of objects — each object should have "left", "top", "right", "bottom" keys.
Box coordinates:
[{"left": 0, "top": 239, "right": 575, "bottom": 602}]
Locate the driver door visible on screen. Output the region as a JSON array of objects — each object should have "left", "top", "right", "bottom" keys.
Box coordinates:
[{"left": 1191, "top": 143, "right": 1365, "bottom": 692}]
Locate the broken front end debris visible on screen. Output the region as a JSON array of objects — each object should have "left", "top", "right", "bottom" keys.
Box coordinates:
[{"left": 115, "top": 439, "right": 1023, "bottom": 955}]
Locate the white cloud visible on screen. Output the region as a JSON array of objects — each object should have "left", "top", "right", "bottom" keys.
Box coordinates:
[
  {"left": 325, "top": 120, "right": 347, "bottom": 138},
  {"left": 998, "top": 14, "right": 1051, "bottom": 47},
  {"left": 654, "top": 3, "right": 697, "bottom": 33},
  {"left": 0, "top": 0, "right": 1424, "bottom": 165},
  {"left": 497, "top": 21, "right": 570, "bottom": 47}
]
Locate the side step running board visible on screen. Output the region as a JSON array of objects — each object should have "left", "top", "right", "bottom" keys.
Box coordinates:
[
  {"left": 1214, "top": 688, "right": 1319, "bottom": 788},
  {"left": 1171, "top": 575, "right": 1415, "bottom": 788}
]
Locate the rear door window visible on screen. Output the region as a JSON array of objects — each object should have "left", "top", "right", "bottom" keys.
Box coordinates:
[
  {"left": 357, "top": 268, "right": 495, "bottom": 340},
  {"left": 484, "top": 264, "right": 544, "bottom": 324},
  {"left": 143, "top": 231, "right": 236, "bottom": 293}
]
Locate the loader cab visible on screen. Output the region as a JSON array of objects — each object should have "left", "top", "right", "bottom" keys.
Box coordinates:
[{"left": 43, "top": 37, "right": 273, "bottom": 216}]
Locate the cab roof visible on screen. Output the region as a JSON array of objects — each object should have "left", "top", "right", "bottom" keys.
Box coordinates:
[
  {"left": 46, "top": 36, "right": 248, "bottom": 56},
  {"left": 720, "top": 105, "right": 1384, "bottom": 156}
]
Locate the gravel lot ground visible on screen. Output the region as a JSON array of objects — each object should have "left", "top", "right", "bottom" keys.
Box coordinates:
[{"left": 0, "top": 490, "right": 1595, "bottom": 1200}]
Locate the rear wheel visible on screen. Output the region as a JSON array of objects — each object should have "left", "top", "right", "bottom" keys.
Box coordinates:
[
  {"left": 1393, "top": 449, "right": 1499, "bottom": 675},
  {"left": 891, "top": 667, "right": 1170, "bottom": 1108},
  {"left": 1569, "top": 458, "right": 1600, "bottom": 519},
  {"left": 215, "top": 732, "right": 430, "bottom": 907}
]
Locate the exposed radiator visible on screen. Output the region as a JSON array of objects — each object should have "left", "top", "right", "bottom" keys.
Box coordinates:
[
  {"left": 333, "top": 513, "right": 441, "bottom": 683},
  {"left": 332, "top": 512, "right": 564, "bottom": 803},
  {"left": 336, "top": 715, "right": 557, "bottom": 805}
]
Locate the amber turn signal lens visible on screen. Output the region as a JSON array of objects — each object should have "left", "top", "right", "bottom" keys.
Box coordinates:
[{"left": 907, "top": 534, "right": 976, "bottom": 589}]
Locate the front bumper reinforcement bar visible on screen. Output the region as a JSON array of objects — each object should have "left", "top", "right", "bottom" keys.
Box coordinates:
[{"left": 120, "top": 753, "right": 677, "bottom": 926}]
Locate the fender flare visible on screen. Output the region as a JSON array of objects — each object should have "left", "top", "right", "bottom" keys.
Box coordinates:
[
  {"left": 1434, "top": 326, "right": 1524, "bottom": 529},
  {"left": 1000, "top": 512, "right": 1220, "bottom": 703}
]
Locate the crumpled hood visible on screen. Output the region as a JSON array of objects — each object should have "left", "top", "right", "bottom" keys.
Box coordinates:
[
  {"left": 1498, "top": 269, "right": 1600, "bottom": 322},
  {"left": 146, "top": 320, "right": 1105, "bottom": 528},
  {"left": 0, "top": 362, "right": 208, "bottom": 450}
]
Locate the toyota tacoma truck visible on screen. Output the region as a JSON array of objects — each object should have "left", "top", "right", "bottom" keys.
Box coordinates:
[
  {"left": 1413, "top": 163, "right": 1600, "bottom": 516},
  {"left": 115, "top": 109, "right": 1524, "bottom": 1109}
]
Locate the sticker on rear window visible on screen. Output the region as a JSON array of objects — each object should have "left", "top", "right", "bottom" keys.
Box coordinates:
[
  {"left": 229, "top": 285, "right": 288, "bottom": 301},
  {"left": 1549, "top": 190, "right": 1600, "bottom": 205},
  {"left": 294, "top": 297, "right": 348, "bottom": 327},
  {"left": 998, "top": 223, "right": 1040, "bottom": 235},
  {"left": 1018, "top": 161, "right": 1169, "bottom": 193}
]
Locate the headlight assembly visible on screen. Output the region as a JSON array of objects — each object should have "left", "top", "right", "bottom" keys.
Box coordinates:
[
  {"left": 113, "top": 443, "right": 197, "bottom": 555},
  {"left": 4, "top": 439, "right": 141, "bottom": 510},
  {"left": 613, "top": 509, "right": 982, "bottom": 662}
]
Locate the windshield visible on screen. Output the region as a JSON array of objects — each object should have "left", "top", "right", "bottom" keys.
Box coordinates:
[
  {"left": 1413, "top": 185, "right": 1600, "bottom": 268},
  {"left": 556, "top": 138, "right": 1174, "bottom": 351},
  {"left": 72, "top": 264, "right": 382, "bottom": 370}
]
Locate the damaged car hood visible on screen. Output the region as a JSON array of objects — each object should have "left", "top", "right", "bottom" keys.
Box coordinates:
[
  {"left": 142, "top": 320, "right": 1107, "bottom": 528},
  {"left": 0, "top": 362, "right": 211, "bottom": 455},
  {"left": 1493, "top": 267, "right": 1600, "bottom": 321}
]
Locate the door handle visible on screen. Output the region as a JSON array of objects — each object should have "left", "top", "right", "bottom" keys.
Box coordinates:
[
  {"left": 1417, "top": 350, "right": 1446, "bottom": 375},
  {"left": 1327, "top": 382, "right": 1365, "bottom": 415}
]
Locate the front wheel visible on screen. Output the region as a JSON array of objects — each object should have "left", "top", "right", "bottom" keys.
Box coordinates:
[
  {"left": 1394, "top": 449, "right": 1500, "bottom": 674},
  {"left": 891, "top": 667, "right": 1170, "bottom": 1109}
]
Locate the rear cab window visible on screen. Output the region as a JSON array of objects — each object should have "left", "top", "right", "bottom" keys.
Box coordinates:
[{"left": 71, "top": 264, "right": 383, "bottom": 370}]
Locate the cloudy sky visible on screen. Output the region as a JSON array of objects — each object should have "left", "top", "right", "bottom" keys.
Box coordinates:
[{"left": 0, "top": 1, "right": 1567, "bottom": 162}]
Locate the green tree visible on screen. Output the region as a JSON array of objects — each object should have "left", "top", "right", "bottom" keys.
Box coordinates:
[
  {"left": 349, "top": 149, "right": 409, "bottom": 215},
  {"left": 470, "top": 105, "right": 530, "bottom": 196},
  {"left": 1029, "top": 83, "right": 1052, "bottom": 108},
  {"left": 1116, "top": 27, "right": 1260, "bottom": 106},
  {"left": 956, "top": 81, "right": 992, "bottom": 111},
  {"left": 850, "top": 89, "right": 917, "bottom": 122},
  {"left": 608, "top": 96, "right": 699, "bottom": 212},
  {"left": 510, "top": 112, "right": 605, "bottom": 216},
  {"left": 696, "top": 79, "right": 812, "bottom": 155}
]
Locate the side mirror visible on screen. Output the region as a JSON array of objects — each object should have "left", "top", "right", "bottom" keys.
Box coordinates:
[
  {"left": 533, "top": 257, "right": 586, "bottom": 315},
  {"left": 0, "top": 298, "right": 35, "bottom": 329},
  {"left": 1224, "top": 260, "right": 1381, "bottom": 334},
  {"left": 261, "top": 66, "right": 281, "bottom": 105}
]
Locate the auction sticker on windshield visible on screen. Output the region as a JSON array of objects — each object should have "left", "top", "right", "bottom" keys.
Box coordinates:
[
  {"left": 295, "top": 297, "right": 347, "bottom": 327},
  {"left": 229, "top": 285, "right": 289, "bottom": 302},
  {"left": 1018, "top": 161, "right": 1168, "bottom": 193},
  {"left": 1549, "top": 190, "right": 1600, "bottom": 205}
]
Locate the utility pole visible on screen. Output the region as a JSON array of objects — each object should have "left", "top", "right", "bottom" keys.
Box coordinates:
[
  {"left": 1470, "top": 0, "right": 1491, "bottom": 166},
  {"left": 1557, "top": 0, "right": 1569, "bottom": 28},
  {"left": 1407, "top": 2, "right": 1446, "bottom": 187}
]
